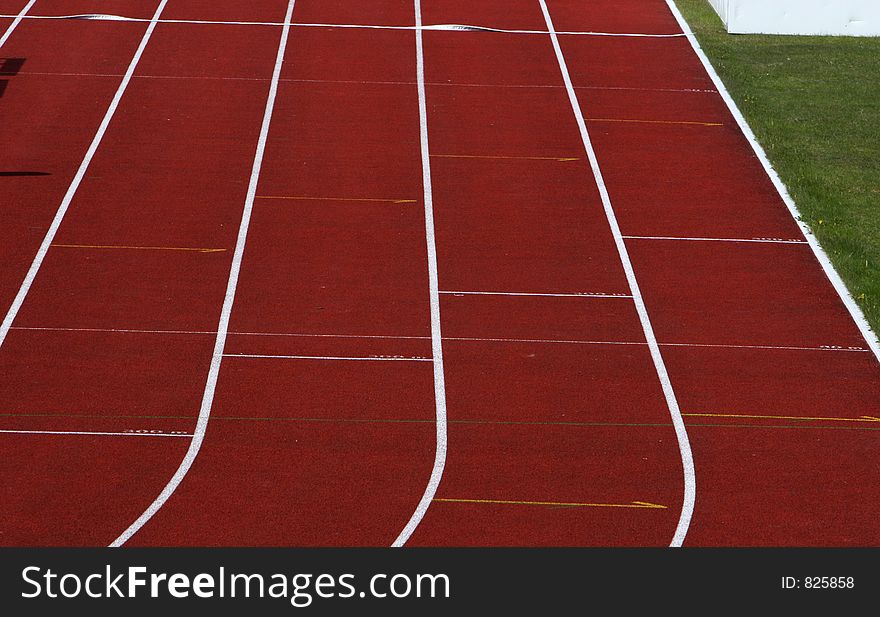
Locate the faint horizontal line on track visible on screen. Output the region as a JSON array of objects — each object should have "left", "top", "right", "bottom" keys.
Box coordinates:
[
  {"left": 587, "top": 117, "right": 722, "bottom": 127},
  {"left": 12, "top": 326, "right": 216, "bottom": 335},
  {"left": 12, "top": 71, "right": 717, "bottom": 94},
  {"left": 3, "top": 414, "right": 878, "bottom": 433},
  {"left": 51, "top": 243, "right": 226, "bottom": 253},
  {"left": 441, "top": 290, "right": 631, "bottom": 299},
  {"left": 433, "top": 497, "right": 667, "bottom": 509},
  {"left": 0, "top": 428, "right": 192, "bottom": 438},
  {"left": 684, "top": 412, "right": 880, "bottom": 424},
  {"left": 432, "top": 153, "right": 579, "bottom": 162},
  {"left": 256, "top": 195, "right": 417, "bottom": 204},
  {"left": 222, "top": 353, "right": 433, "bottom": 362},
  {"left": 623, "top": 235, "right": 807, "bottom": 244},
  {"left": 448, "top": 336, "right": 642, "bottom": 346},
  {"left": 660, "top": 342, "right": 868, "bottom": 352},
  {"left": 8, "top": 326, "right": 867, "bottom": 353}
]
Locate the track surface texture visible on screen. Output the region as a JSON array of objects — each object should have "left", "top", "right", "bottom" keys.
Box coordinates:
[{"left": 0, "top": 0, "right": 877, "bottom": 547}]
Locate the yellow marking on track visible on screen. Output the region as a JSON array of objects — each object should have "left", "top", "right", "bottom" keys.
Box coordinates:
[
  {"left": 256, "top": 195, "right": 417, "bottom": 204},
  {"left": 684, "top": 412, "right": 880, "bottom": 424},
  {"left": 51, "top": 244, "right": 225, "bottom": 253},
  {"left": 586, "top": 117, "right": 723, "bottom": 127},
  {"left": 431, "top": 154, "right": 579, "bottom": 162},
  {"left": 433, "top": 498, "right": 667, "bottom": 510}
]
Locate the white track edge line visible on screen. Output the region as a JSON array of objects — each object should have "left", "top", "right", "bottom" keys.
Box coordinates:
[
  {"left": 665, "top": 0, "right": 880, "bottom": 364},
  {"left": 0, "top": 0, "right": 35, "bottom": 47},
  {"left": 109, "top": 0, "right": 297, "bottom": 548},
  {"left": 539, "top": 0, "right": 695, "bottom": 548},
  {"left": 392, "top": 0, "right": 449, "bottom": 548},
  {"left": 0, "top": 2, "right": 168, "bottom": 351}
]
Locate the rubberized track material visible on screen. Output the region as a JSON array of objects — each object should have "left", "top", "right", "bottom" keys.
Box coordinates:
[{"left": 0, "top": 0, "right": 877, "bottom": 547}]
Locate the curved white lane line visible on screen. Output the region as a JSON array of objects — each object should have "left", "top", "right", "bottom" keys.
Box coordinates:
[
  {"left": 110, "top": 0, "right": 298, "bottom": 547},
  {"left": 537, "top": 0, "right": 696, "bottom": 547},
  {"left": 0, "top": 1, "right": 168, "bottom": 349},
  {"left": 666, "top": 0, "right": 880, "bottom": 364},
  {"left": 392, "top": 0, "right": 449, "bottom": 548},
  {"left": 0, "top": 0, "right": 36, "bottom": 48}
]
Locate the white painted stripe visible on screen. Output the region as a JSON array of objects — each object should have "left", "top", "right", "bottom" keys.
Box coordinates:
[
  {"left": 393, "top": 0, "right": 449, "bottom": 548},
  {"left": 666, "top": 0, "right": 880, "bottom": 363},
  {"left": 223, "top": 354, "right": 432, "bottom": 362},
  {"left": 1, "top": 14, "right": 686, "bottom": 37},
  {"left": 538, "top": 0, "right": 696, "bottom": 548},
  {"left": 0, "top": 0, "right": 36, "bottom": 48},
  {"left": 623, "top": 235, "right": 807, "bottom": 245},
  {"left": 441, "top": 290, "right": 631, "bottom": 298},
  {"left": 0, "top": 429, "right": 192, "bottom": 438},
  {"left": 0, "top": 1, "right": 168, "bottom": 350},
  {"left": 109, "top": 0, "right": 298, "bottom": 547}
]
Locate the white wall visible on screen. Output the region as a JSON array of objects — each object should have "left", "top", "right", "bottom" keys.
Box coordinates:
[
  {"left": 707, "top": 0, "right": 729, "bottom": 24},
  {"left": 707, "top": 0, "right": 880, "bottom": 36}
]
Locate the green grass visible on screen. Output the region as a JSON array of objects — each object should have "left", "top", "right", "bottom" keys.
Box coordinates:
[{"left": 675, "top": 0, "right": 880, "bottom": 337}]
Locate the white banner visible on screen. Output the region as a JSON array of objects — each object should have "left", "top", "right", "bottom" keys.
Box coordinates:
[{"left": 707, "top": 0, "right": 880, "bottom": 36}]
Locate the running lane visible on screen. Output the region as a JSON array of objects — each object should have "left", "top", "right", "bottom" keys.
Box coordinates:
[
  {"left": 406, "top": 0, "right": 685, "bottom": 546},
  {"left": 0, "top": 3, "right": 156, "bottom": 322},
  {"left": 0, "top": 0, "right": 292, "bottom": 545},
  {"left": 126, "top": 2, "right": 439, "bottom": 546},
  {"left": 549, "top": 0, "right": 880, "bottom": 545}
]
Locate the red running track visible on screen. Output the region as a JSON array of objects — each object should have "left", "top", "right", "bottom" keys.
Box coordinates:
[{"left": 0, "top": 0, "right": 877, "bottom": 547}]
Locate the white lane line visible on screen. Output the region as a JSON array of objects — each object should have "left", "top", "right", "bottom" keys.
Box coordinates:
[
  {"left": 0, "top": 0, "right": 36, "bottom": 48},
  {"left": 666, "top": 0, "right": 880, "bottom": 363},
  {"left": 538, "top": 0, "right": 696, "bottom": 548},
  {"left": 393, "top": 0, "right": 448, "bottom": 548},
  {"left": 623, "top": 235, "right": 807, "bottom": 245},
  {"left": 0, "top": 14, "right": 686, "bottom": 37},
  {"left": 223, "top": 353, "right": 433, "bottom": 362},
  {"left": 9, "top": 326, "right": 869, "bottom": 353},
  {"left": 0, "top": 429, "right": 192, "bottom": 438},
  {"left": 0, "top": 1, "right": 169, "bottom": 350},
  {"left": 109, "top": 0, "right": 298, "bottom": 548},
  {"left": 441, "top": 290, "right": 632, "bottom": 299}
]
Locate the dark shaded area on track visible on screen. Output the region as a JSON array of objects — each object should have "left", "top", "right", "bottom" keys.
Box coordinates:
[
  {"left": 0, "top": 56, "right": 24, "bottom": 97},
  {"left": 0, "top": 56, "right": 24, "bottom": 74}
]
